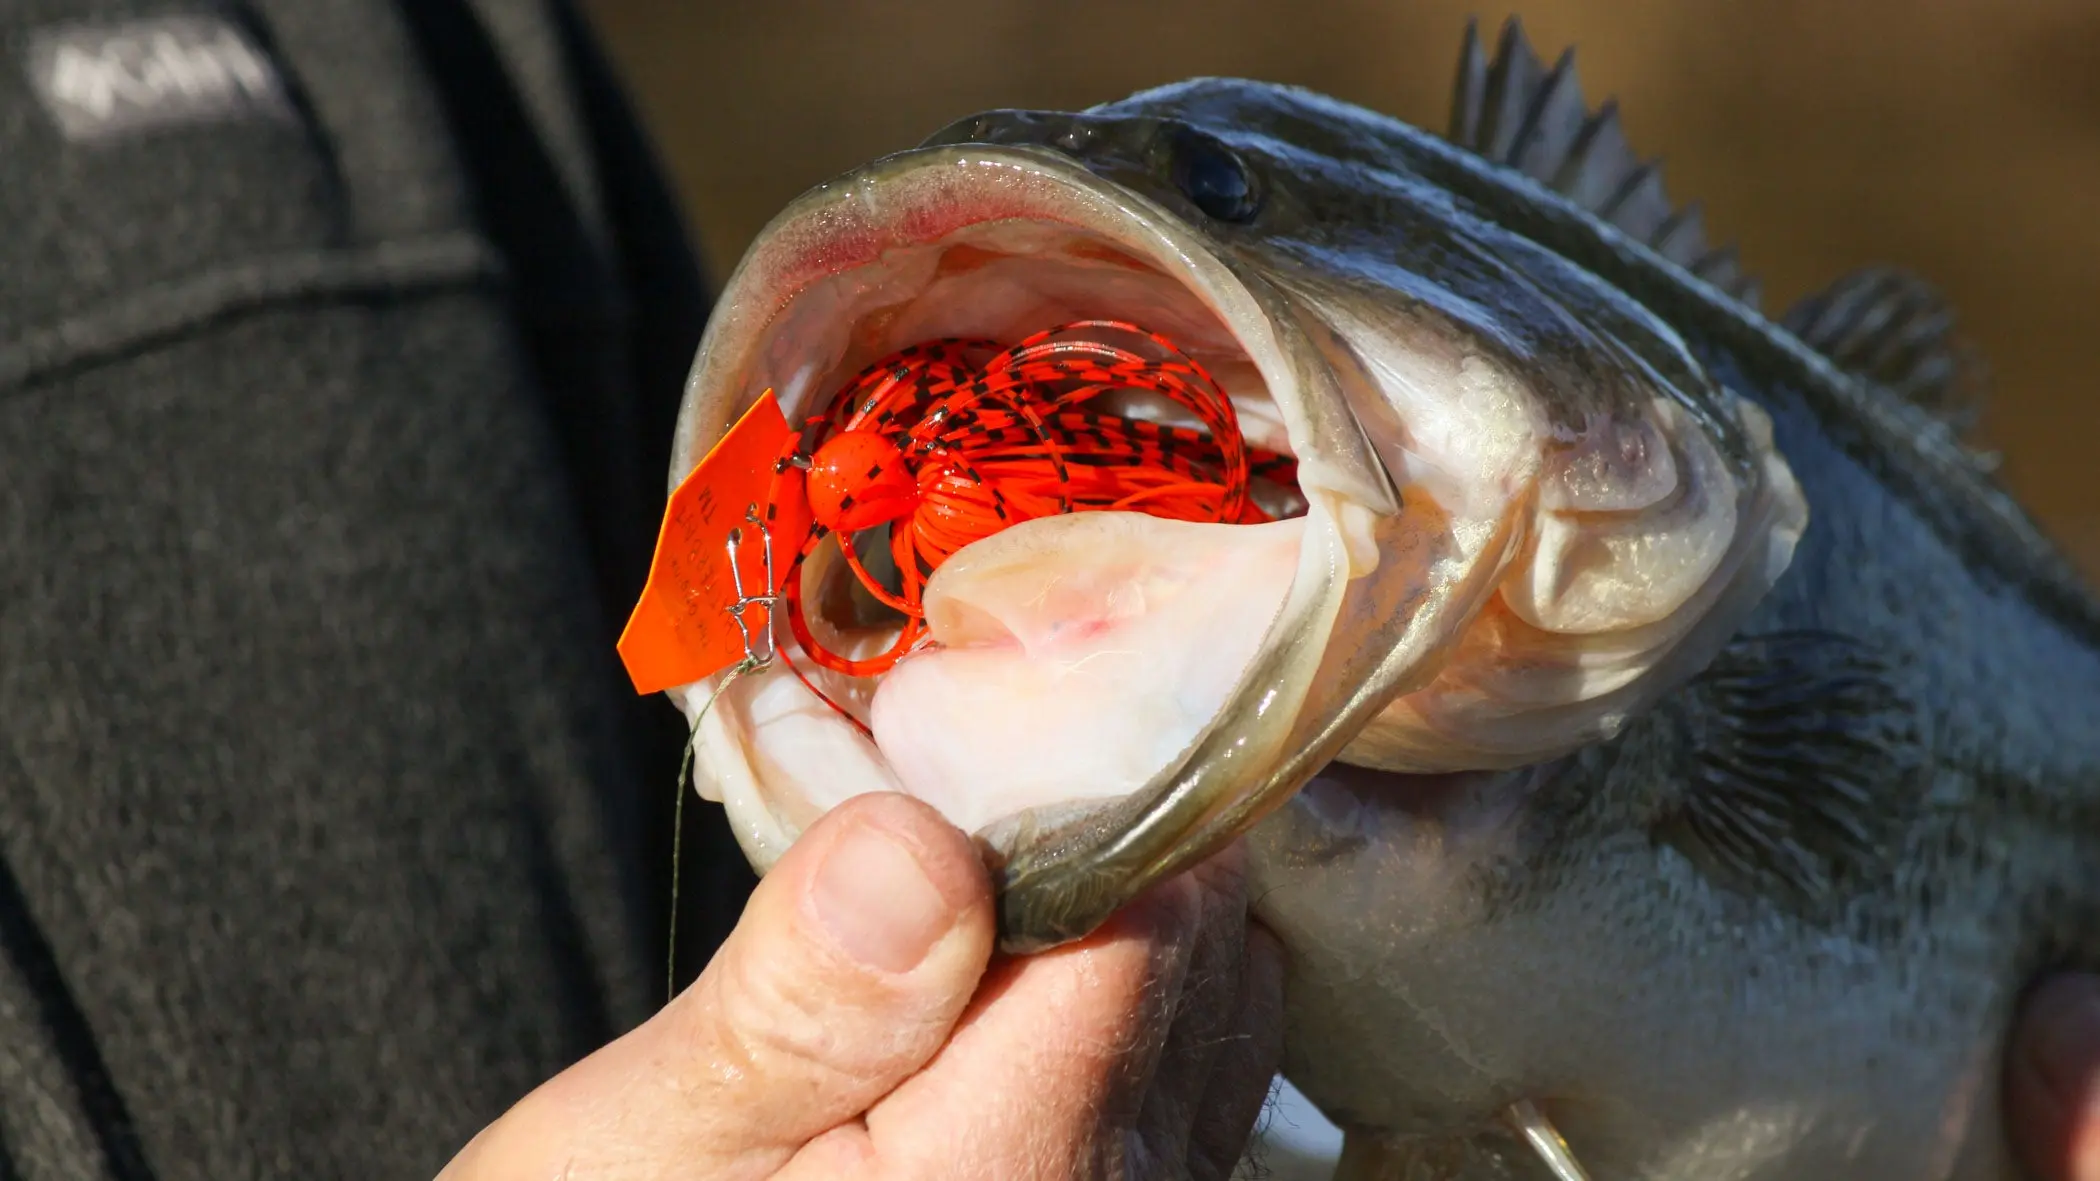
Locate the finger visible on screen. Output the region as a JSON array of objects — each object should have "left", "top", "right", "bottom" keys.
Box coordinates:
[
  {"left": 818, "top": 874, "right": 1205, "bottom": 1181},
  {"left": 1186, "top": 921, "right": 1286, "bottom": 1181},
  {"left": 1134, "top": 846, "right": 1255, "bottom": 1167},
  {"left": 438, "top": 792, "right": 995, "bottom": 1181},
  {"left": 2006, "top": 974, "right": 2100, "bottom": 1181}
]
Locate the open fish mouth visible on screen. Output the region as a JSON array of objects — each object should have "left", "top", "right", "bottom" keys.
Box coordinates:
[
  {"left": 669, "top": 142, "right": 1378, "bottom": 950},
  {"left": 664, "top": 140, "right": 1805, "bottom": 952}
]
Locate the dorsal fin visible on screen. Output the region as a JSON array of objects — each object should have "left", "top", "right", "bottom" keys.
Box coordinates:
[
  {"left": 1447, "top": 17, "right": 1762, "bottom": 308},
  {"left": 1781, "top": 267, "right": 1988, "bottom": 441}
]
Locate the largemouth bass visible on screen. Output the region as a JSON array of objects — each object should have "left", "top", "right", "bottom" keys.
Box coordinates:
[{"left": 648, "top": 17, "right": 2100, "bottom": 1180}]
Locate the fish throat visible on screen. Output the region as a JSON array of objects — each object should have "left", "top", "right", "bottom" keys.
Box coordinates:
[{"left": 771, "top": 318, "right": 1305, "bottom": 715}]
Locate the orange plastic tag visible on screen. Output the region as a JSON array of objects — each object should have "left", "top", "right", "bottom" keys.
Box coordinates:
[{"left": 618, "top": 391, "right": 796, "bottom": 695}]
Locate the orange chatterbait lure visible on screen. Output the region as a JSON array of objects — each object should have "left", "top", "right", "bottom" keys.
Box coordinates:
[{"left": 760, "top": 319, "right": 1299, "bottom": 680}]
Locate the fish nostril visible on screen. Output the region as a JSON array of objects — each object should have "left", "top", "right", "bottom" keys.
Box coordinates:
[{"left": 1053, "top": 125, "right": 1093, "bottom": 155}]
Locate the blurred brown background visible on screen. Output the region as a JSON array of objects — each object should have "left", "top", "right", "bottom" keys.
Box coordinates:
[{"left": 582, "top": 0, "right": 2099, "bottom": 575}]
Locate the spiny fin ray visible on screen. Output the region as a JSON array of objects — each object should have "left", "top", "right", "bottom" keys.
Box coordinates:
[
  {"left": 1782, "top": 267, "right": 1990, "bottom": 445},
  {"left": 1447, "top": 17, "right": 1762, "bottom": 307}
]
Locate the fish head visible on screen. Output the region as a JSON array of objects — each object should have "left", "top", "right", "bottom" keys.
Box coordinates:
[{"left": 667, "top": 78, "right": 1805, "bottom": 956}]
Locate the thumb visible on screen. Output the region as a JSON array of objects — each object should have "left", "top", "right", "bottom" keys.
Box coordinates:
[{"left": 438, "top": 792, "right": 995, "bottom": 1181}]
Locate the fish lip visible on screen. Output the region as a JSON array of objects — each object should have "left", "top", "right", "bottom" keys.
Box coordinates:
[{"left": 668, "top": 141, "right": 1396, "bottom": 951}]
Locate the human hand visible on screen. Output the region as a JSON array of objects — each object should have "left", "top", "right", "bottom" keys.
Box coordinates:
[
  {"left": 437, "top": 792, "right": 1283, "bottom": 1180},
  {"left": 2008, "top": 974, "right": 2100, "bottom": 1181}
]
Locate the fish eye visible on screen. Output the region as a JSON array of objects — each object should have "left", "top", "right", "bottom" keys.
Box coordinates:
[{"left": 1169, "top": 129, "right": 1260, "bottom": 223}]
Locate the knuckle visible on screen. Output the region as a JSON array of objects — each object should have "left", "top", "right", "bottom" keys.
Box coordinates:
[
  {"left": 686, "top": 935, "right": 955, "bottom": 1103},
  {"left": 689, "top": 942, "right": 864, "bottom": 1093}
]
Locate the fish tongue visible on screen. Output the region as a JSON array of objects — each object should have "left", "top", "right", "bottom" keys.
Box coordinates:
[{"left": 866, "top": 511, "right": 1304, "bottom": 835}]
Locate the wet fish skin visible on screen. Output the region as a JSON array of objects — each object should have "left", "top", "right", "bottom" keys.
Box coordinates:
[{"left": 928, "top": 48, "right": 2100, "bottom": 1181}]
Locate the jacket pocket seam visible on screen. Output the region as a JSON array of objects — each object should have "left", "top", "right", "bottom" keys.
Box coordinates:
[{"left": 0, "top": 231, "right": 506, "bottom": 396}]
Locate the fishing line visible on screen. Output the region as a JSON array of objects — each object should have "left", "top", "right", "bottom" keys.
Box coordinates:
[
  {"left": 666, "top": 512, "right": 782, "bottom": 1003},
  {"left": 664, "top": 658, "right": 754, "bottom": 1003}
]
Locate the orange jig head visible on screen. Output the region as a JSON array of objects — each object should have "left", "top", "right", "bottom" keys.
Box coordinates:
[{"left": 806, "top": 429, "right": 920, "bottom": 533}]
